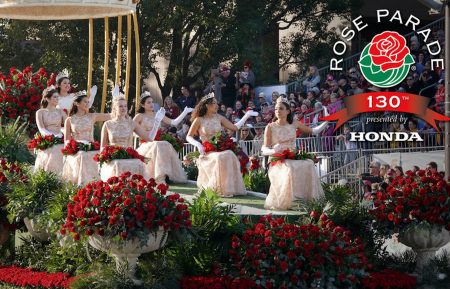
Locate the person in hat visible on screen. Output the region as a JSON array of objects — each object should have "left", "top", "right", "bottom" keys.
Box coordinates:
[
  {"left": 238, "top": 60, "right": 255, "bottom": 88},
  {"left": 134, "top": 92, "right": 193, "bottom": 184},
  {"left": 220, "top": 64, "right": 237, "bottom": 109}
]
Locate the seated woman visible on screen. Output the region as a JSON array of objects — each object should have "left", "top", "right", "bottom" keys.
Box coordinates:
[
  {"left": 186, "top": 93, "right": 257, "bottom": 197},
  {"left": 62, "top": 92, "right": 110, "bottom": 186},
  {"left": 100, "top": 93, "right": 151, "bottom": 181},
  {"left": 34, "top": 87, "right": 67, "bottom": 174},
  {"left": 261, "top": 97, "right": 327, "bottom": 210},
  {"left": 134, "top": 92, "right": 192, "bottom": 183}
]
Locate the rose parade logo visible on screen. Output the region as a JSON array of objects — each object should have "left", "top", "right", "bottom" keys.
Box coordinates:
[{"left": 323, "top": 9, "right": 450, "bottom": 141}]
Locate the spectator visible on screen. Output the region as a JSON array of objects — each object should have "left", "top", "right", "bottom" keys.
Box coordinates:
[
  {"left": 380, "top": 164, "right": 390, "bottom": 178},
  {"left": 270, "top": 91, "right": 280, "bottom": 106},
  {"left": 394, "top": 166, "right": 404, "bottom": 177},
  {"left": 163, "top": 96, "right": 180, "bottom": 118},
  {"left": 404, "top": 75, "right": 420, "bottom": 94},
  {"left": 260, "top": 102, "right": 274, "bottom": 124},
  {"left": 324, "top": 74, "right": 334, "bottom": 90},
  {"left": 336, "top": 124, "right": 358, "bottom": 164},
  {"left": 220, "top": 65, "right": 237, "bottom": 109},
  {"left": 302, "top": 65, "right": 321, "bottom": 93},
  {"left": 338, "top": 75, "right": 351, "bottom": 93},
  {"left": 328, "top": 93, "right": 344, "bottom": 114},
  {"left": 204, "top": 67, "right": 223, "bottom": 102},
  {"left": 237, "top": 60, "right": 255, "bottom": 88},
  {"left": 255, "top": 113, "right": 263, "bottom": 124},
  {"left": 426, "top": 161, "right": 438, "bottom": 174},
  {"left": 320, "top": 89, "right": 331, "bottom": 106},
  {"left": 238, "top": 83, "right": 253, "bottom": 108},
  {"left": 297, "top": 92, "right": 307, "bottom": 104},
  {"left": 225, "top": 107, "right": 234, "bottom": 120},
  {"left": 247, "top": 100, "right": 257, "bottom": 112},
  {"left": 240, "top": 125, "right": 254, "bottom": 141},
  {"left": 218, "top": 103, "right": 227, "bottom": 117},
  {"left": 432, "top": 79, "right": 445, "bottom": 113},
  {"left": 176, "top": 84, "right": 196, "bottom": 110},
  {"left": 312, "top": 102, "right": 324, "bottom": 125},
  {"left": 253, "top": 122, "right": 265, "bottom": 142},
  {"left": 288, "top": 92, "right": 297, "bottom": 102},
  {"left": 349, "top": 78, "right": 364, "bottom": 95},
  {"left": 258, "top": 92, "right": 268, "bottom": 108},
  {"left": 234, "top": 100, "right": 246, "bottom": 118}
]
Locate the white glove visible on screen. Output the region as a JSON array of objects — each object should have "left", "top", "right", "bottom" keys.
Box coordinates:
[
  {"left": 186, "top": 135, "right": 205, "bottom": 155},
  {"left": 147, "top": 108, "right": 166, "bottom": 141},
  {"left": 171, "top": 107, "right": 193, "bottom": 126},
  {"left": 88, "top": 85, "right": 97, "bottom": 108},
  {"left": 312, "top": 122, "right": 328, "bottom": 136},
  {"left": 234, "top": 110, "right": 258, "bottom": 129},
  {"left": 55, "top": 133, "right": 63, "bottom": 138},
  {"left": 111, "top": 85, "right": 120, "bottom": 100},
  {"left": 261, "top": 144, "right": 282, "bottom": 156}
]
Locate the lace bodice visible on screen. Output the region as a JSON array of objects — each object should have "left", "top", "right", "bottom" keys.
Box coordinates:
[
  {"left": 39, "top": 108, "right": 64, "bottom": 134},
  {"left": 57, "top": 95, "right": 74, "bottom": 111},
  {"left": 138, "top": 114, "right": 156, "bottom": 132},
  {"left": 69, "top": 114, "right": 95, "bottom": 142},
  {"left": 104, "top": 119, "right": 134, "bottom": 147},
  {"left": 198, "top": 115, "right": 222, "bottom": 142},
  {"left": 269, "top": 122, "right": 297, "bottom": 150}
]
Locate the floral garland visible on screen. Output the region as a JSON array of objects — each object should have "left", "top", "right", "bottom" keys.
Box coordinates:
[
  {"left": 93, "top": 145, "right": 146, "bottom": 167},
  {"left": 0, "top": 266, "right": 75, "bottom": 288},
  {"left": 27, "top": 134, "right": 64, "bottom": 151},
  {"left": 154, "top": 130, "right": 184, "bottom": 153},
  {"left": 202, "top": 132, "right": 249, "bottom": 174},
  {"left": 61, "top": 139, "right": 100, "bottom": 155},
  {"left": 361, "top": 269, "right": 416, "bottom": 289},
  {"left": 269, "top": 148, "right": 317, "bottom": 166}
]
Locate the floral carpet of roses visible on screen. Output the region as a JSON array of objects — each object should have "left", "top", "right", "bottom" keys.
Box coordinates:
[{"left": 0, "top": 266, "right": 75, "bottom": 288}]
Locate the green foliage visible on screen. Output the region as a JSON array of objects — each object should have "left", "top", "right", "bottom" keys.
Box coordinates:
[
  {"left": 5, "top": 169, "right": 65, "bottom": 224},
  {"left": 14, "top": 235, "right": 111, "bottom": 275},
  {"left": 182, "top": 151, "right": 199, "bottom": 181},
  {"left": 70, "top": 265, "right": 138, "bottom": 289},
  {"left": 243, "top": 169, "right": 270, "bottom": 194},
  {"left": 167, "top": 188, "right": 244, "bottom": 276},
  {"left": 0, "top": 118, "right": 33, "bottom": 164},
  {"left": 421, "top": 251, "right": 450, "bottom": 286}
]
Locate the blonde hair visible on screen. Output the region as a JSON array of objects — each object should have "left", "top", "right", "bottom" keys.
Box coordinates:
[{"left": 111, "top": 96, "right": 130, "bottom": 120}]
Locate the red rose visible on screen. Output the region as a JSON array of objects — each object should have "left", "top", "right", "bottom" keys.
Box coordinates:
[{"left": 369, "top": 31, "right": 410, "bottom": 72}]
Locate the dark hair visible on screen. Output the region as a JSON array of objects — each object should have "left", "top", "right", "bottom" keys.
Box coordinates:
[
  {"left": 41, "top": 89, "right": 58, "bottom": 108},
  {"left": 69, "top": 93, "right": 88, "bottom": 116},
  {"left": 57, "top": 77, "right": 70, "bottom": 93},
  {"left": 427, "top": 161, "right": 438, "bottom": 170},
  {"left": 413, "top": 165, "right": 420, "bottom": 172},
  {"left": 191, "top": 97, "right": 215, "bottom": 121},
  {"left": 272, "top": 101, "right": 293, "bottom": 124},
  {"left": 394, "top": 166, "right": 404, "bottom": 176},
  {"left": 137, "top": 94, "right": 152, "bottom": 113}
]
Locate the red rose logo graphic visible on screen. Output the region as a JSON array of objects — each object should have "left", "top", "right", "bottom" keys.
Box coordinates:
[{"left": 368, "top": 31, "right": 410, "bottom": 72}]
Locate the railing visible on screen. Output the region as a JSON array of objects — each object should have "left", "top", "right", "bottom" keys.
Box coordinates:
[{"left": 286, "top": 17, "right": 445, "bottom": 93}]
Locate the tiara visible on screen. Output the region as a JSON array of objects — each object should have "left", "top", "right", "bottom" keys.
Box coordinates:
[
  {"left": 42, "top": 85, "right": 57, "bottom": 96},
  {"left": 72, "top": 90, "right": 87, "bottom": 99},
  {"left": 276, "top": 96, "right": 289, "bottom": 106},
  {"left": 56, "top": 68, "right": 70, "bottom": 83},
  {"left": 201, "top": 92, "right": 215, "bottom": 102},
  {"left": 140, "top": 91, "right": 151, "bottom": 101}
]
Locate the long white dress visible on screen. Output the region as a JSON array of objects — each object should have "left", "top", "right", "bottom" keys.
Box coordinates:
[
  {"left": 136, "top": 114, "right": 187, "bottom": 183},
  {"left": 62, "top": 114, "right": 100, "bottom": 186},
  {"left": 57, "top": 95, "right": 74, "bottom": 112},
  {"left": 264, "top": 122, "right": 323, "bottom": 210},
  {"left": 196, "top": 115, "right": 245, "bottom": 197},
  {"left": 34, "top": 108, "right": 65, "bottom": 175},
  {"left": 100, "top": 119, "right": 147, "bottom": 181}
]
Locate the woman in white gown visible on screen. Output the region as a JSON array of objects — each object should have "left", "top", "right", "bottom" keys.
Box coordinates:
[
  {"left": 186, "top": 93, "right": 257, "bottom": 197},
  {"left": 34, "top": 87, "right": 67, "bottom": 174},
  {"left": 55, "top": 70, "right": 96, "bottom": 112},
  {"left": 134, "top": 92, "right": 192, "bottom": 183},
  {"left": 261, "top": 97, "right": 328, "bottom": 210},
  {"left": 100, "top": 95, "right": 152, "bottom": 181},
  {"left": 62, "top": 92, "right": 109, "bottom": 186}
]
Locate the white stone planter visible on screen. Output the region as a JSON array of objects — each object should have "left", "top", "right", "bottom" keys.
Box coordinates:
[
  {"left": 399, "top": 226, "right": 450, "bottom": 271},
  {"left": 88, "top": 229, "right": 168, "bottom": 284},
  {"left": 23, "top": 217, "right": 51, "bottom": 242}
]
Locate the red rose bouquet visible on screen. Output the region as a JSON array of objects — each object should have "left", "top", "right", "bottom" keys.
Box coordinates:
[
  {"left": 155, "top": 130, "right": 184, "bottom": 153},
  {"left": 202, "top": 132, "right": 248, "bottom": 173},
  {"left": 269, "top": 148, "right": 317, "bottom": 166},
  {"left": 61, "top": 173, "right": 191, "bottom": 241},
  {"left": 0, "top": 67, "right": 52, "bottom": 135},
  {"left": 370, "top": 170, "right": 450, "bottom": 234},
  {"left": 93, "top": 146, "right": 146, "bottom": 167},
  {"left": 27, "top": 134, "right": 64, "bottom": 151},
  {"left": 62, "top": 140, "right": 100, "bottom": 155},
  {"left": 229, "top": 215, "right": 368, "bottom": 288}
]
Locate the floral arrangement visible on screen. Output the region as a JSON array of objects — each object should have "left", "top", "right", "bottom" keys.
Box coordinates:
[
  {"left": 0, "top": 266, "right": 74, "bottom": 288},
  {"left": 61, "top": 139, "right": 100, "bottom": 155},
  {"left": 61, "top": 173, "right": 192, "bottom": 241},
  {"left": 93, "top": 145, "right": 146, "bottom": 167},
  {"left": 155, "top": 130, "right": 184, "bottom": 153},
  {"left": 370, "top": 170, "right": 450, "bottom": 234},
  {"left": 203, "top": 132, "right": 248, "bottom": 174},
  {"left": 27, "top": 134, "right": 64, "bottom": 151},
  {"left": 180, "top": 276, "right": 256, "bottom": 289},
  {"left": 243, "top": 157, "right": 270, "bottom": 194},
  {"left": 269, "top": 148, "right": 317, "bottom": 166},
  {"left": 361, "top": 269, "right": 417, "bottom": 289},
  {"left": 0, "top": 67, "right": 53, "bottom": 135},
  {"left": 228, "top": 215, "right": 368, "bottom": 288}
]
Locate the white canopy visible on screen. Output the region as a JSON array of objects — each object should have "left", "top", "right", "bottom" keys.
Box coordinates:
[{"left": 0, "top": 0, "right": 138, "bottom": 20}]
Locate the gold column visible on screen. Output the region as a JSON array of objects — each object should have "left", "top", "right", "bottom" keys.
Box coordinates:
[
  {"left": 125, "top": 14, "right": 132, "bottom": 100},
  {"left": 87, "top": 18, "right": 93, "bottom": 99},
  {"left": 115, "top": 16, "right": 122, "bottom": 86},
  {"left": 101, "top": 17, "right": 109, "bottom": 113},
  {"left": 133, "top": 12, "right": 141, "bottom": 111}
]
